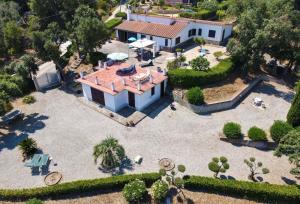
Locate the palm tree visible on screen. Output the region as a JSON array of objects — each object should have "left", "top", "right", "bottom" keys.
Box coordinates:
[
  {"left": 194, "top": 37, "right": 206, "bottom": 50},
  {"left": 18, "top": 138, "right": 38, "bottom": 160},
  {"left": 93, "top": 136, "right": 125, "bottom": 169}
]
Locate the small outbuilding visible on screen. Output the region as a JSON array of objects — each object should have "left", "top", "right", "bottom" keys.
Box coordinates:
[{"left": 77, "top": 63, "right": 168, "bottom": 112}]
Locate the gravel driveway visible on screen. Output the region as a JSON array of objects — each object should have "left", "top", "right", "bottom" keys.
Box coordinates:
[{"left": 0, "top": 81, "right": 295, "bottom": 188}]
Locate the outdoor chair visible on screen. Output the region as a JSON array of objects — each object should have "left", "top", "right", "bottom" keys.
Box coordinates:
[
  {"left": 106, "top": 59, "right": 115, "bottom": 67},
  {"left": 140, "top": 60, "right": 153, "bottom": 67},
  {"left": 118, "top": 65, "right": 136, "bottom": 75}
]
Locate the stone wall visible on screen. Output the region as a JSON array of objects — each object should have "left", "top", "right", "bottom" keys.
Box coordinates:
[{"left": 173, "top": 77, "right": 263, "bottom": 114}]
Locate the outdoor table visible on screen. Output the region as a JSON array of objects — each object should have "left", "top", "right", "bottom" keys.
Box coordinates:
[{"left": 25, "top": 154, "right": 49, "bottom": 169}]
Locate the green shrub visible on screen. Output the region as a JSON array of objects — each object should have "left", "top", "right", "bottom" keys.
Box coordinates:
[
  {"left": 184, "top": 176, "right": 300, "bottom": 203},
  {"left": 105, "top": 18, "right": 122, "bottom": 30},
  {"left": 191, "top": 56, "right": 210, "bottom": 71},
  {"left": 186, "top": 87, "right": 204, "bottom": 105},
  {"left": 168, "top": 58, "right": 234, "bottom": 88},
  {"left": 248, "top": 126, "right": 267, "bottom": 141},
  {"left": 179, "top": 9, "right": 216, "bottom": 20},
  {"left": 270, "top": 120, "right": 294, "bottom": 143},
  {"left": 26, "top": 198, "right": 43, "bottom": 204},
  {"left": 18, "top": 138, "right": 38, "bottom": 159},
  {"left": 115, "top": 12, "right": 127, "bottom": 19},
  {"left": 86, "top": 52, "right": 107, "bottom": 66},
  {"left": 287, "top": 83, "right": 300, "bottom": 127},
  {"left": 122, "top": 179, "right": 147, "bottom": 202},
  {"left": 0, "top": 173, "right": 160, "bottom": 200},
  {"left": 223, "top": 122, "right": 242, "bottom": 139},
  {"left": 151, "top": 180, "right": 169, "bottom": 201},
  {"left": 22, "top": 95, "right": 36, "bottom": 104}
]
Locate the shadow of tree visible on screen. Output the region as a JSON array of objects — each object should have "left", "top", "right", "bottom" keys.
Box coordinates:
[
  {"left": 0, "top": 113, "right": 48, "bottom": 152},
  {"left": 281, "top": 176, "right": 297, "bottom": 185},
  {"left": 98, "top": 157, "right": 135, "bottom": 176},
  {"left": 253, "top": 82, "right": 295, "bottom": 103}
]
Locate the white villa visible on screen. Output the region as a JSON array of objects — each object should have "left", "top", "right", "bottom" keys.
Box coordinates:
[
  {"left": 115, "top": 11, "right": 233, "bottom": 51},
  {"left": 77, "top": 63, "right": 167, "bottom": 112}
]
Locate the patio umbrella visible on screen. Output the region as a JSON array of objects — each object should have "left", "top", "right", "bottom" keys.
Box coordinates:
[
  {"left": 107, "top": 53, "right": 128, "bottom": 61},
  {"left": 128, "top": 37, "right": 137, "bottom": 42}
]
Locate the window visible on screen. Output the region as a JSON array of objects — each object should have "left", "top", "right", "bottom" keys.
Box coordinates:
[
  {"left": 192, "top": 29, "right": 196, "bottom": 36},
  {"left": 208, "top": 30, "right": 216, "bottom": 38},
  {"left": 151, "top": 87, "right": 155, "bottom": 96},
  {"left": 150, "top": 36, "right": 153, "bottom": 40},
  {"left": 188, "top": 29, "right": 196, "bottom": 37},
  {"left": 165, "top": 39, "right": 168, "bottom": 46},
  {"left": 141, "top": 34, "right": 146, "bottom": 39},
  {"left": 175, "top": 37, "right": 181, "bottom": 45},
  {"left": 198, "top": 28, "right": 202, "bottom": 36}
]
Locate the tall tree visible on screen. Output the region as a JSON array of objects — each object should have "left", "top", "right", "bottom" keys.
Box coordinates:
[
  {"left": 3, "top": 21, "right": 24, "bottom": 55},
  {"left": 72, "top": 5, "right": 107, "bottom": 55},
  {"left": 287, "top": 83, "right": 300, "bottom": 127}
]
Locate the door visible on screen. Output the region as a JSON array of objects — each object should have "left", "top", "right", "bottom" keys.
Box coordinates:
[
  {"left": 128, "top": 92, "right": 135, "bottom": 108},
  {"left": 160, "top": 81, "right": 165, "bottom": 97},
  {"left": 222, "top": 29, "right": 225, "bottom": 41},
  {"left": 91, "top": 87, "right": 105, "bottom": 106}
]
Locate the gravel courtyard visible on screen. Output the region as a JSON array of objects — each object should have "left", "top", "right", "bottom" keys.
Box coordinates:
[{"left": 0, "top": 80, "right": 296, "bottom": 189}]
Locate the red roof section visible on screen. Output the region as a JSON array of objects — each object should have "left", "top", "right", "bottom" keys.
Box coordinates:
[
  {"left": 77, "top": 63, "right": 167, "bottom": 95},
  {"left": 115, "top": 20, "right": 188, "bottom": 39}
]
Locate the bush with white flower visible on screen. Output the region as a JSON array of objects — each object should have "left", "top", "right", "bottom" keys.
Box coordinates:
[
  {"left": 122, "top": 179, "right": 147, "bottom": 202},
  {"left": 151, "top": 180, "right": 169, "bottom": 201}
]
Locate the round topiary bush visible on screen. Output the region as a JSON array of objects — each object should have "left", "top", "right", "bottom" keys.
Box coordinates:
[
  {"left": 223, "top": 122, "right": 242, "bottom": 139},
  {"left": 122, "top": 179, "right": 147, "bottom": 202},
  {"left": 248, "top": 126, "right": 267, "bottom": 141},
  {"left": 22, "top": 95, "right": 36, "bottom": 104},
  {"left": 270, "top": 120, "right": 294, "bottom": 143},
  {"left": 151, "top": 180, "right": 169, "bottom": 201},
  {"left": 186, "top": 87, "right": 204, "bottom": 105}
]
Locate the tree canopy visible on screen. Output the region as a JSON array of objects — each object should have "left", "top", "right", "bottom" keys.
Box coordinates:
[{"left": 227, "top": 0, "right": 300, "bottom": 71}]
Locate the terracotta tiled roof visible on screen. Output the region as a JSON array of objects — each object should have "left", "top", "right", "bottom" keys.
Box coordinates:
[
  {"left": 115, "top": 20, "right": 188, "bottom": 39},
  {"left": 77, "top": 63, "right": 167, "bottom": 95}
]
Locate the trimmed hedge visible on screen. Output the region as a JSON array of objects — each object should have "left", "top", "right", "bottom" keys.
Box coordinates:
[
  {"left": 184, "top": 176, "right": 300, "bottom": 203},
  {"left": 179, "top": 9, "right": 216, "bottom": 20},
  {"left": 223, "top": 122, "right": 242, "bottom": 139},
  {"left": 248, "top": 126, "right": 267, "bottom": 141},
  {"left": 115, "top": 12, "right": 127, "bottom": 19},
  {"left": 186, "top": 87, "right": 204, "bottom": 105},
  {"left": 0, "top": 173, "right": 160, "bottom": 200},
  {"left": 168, "top": 58, "right": 234, "bottom": 88},
  {"left": 270, "top": 120, "right": 294, "bottom": 143},
  {"left": 105, "top": 18, "right": 122, "bottom": 30}
]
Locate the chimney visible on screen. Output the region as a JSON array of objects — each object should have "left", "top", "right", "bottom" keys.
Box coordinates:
[
  {"left": 149, "top": 75, "right": 153, "bottom": 84},
  {"left": 111, "top": 82, "right": 116, "bottom": 91},
  {"left": 163, "top": 69, "right": 167, "bottom": 76},
  {"left": 79, "top": 71, "right": 84, "bottom": 79},
  {"left": 95, "top": 76, "right": 100, "bottom": 85},
  {"left": 137, "top": 82, "right": 141, "bottom": 91},
  {"left": 122, "top": 78, "right": 126, "bottom": 85},
  {"left": 98, "top": 60, "right": 102, "bottom": 69},
  {"left": 127, "top": 7, "right": 131, "bottom": 21}
]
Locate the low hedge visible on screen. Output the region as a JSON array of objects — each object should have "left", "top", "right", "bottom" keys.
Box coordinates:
[
  {"left": 184, "top": 176, "right": 300, "bottom": 203},
  {"left": 248, "top": 126, "right": 267, "bottom": 141},
  {"left": 105, "top": 18, "right": 122, "bottom": 30},
  {"left": 168, "top": 58, "right": 234, "bottom": 88},
  {"left": 0, "top": 173, "right": 160, "bottom": 200},
  {"left": 115, "top": 12, "right": 127, "bottom": 19},
  {"left": 179, "top": 9, "right": 216, "bottom": 20}
]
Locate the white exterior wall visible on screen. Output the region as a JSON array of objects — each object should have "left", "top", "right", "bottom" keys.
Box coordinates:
[
  {"left": 135, "top": 83, "right": 162, "bottom": 111},
  {"left": 172, "top": 22, "right": 225, "bottom": 46},
  {"left": 82, "top": 84, "right": 92, "bottom": 100},
  {"left": 104, "top": 92, "right": 116, "bottom": 112},
  {"left": 224, "top": 25, "right": 233, "bottom": 39},
  {"left": 129, "top": 13, "right": 174, "bottom": 25},
  {"left": 114, "top": 90, "right": 128, "bottom": 111}
]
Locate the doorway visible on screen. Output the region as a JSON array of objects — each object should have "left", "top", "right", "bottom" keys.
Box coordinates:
[
  {"left": 160, "top": 81, "right": 165, "bottom": 97},
  {"left": 91, "top": 87, "right": 105, "bottom": 106},
  {"left": 128, "top": 92, "right": 135, "bottom": 108}
]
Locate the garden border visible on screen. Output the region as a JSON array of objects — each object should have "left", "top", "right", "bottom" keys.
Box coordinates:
[
  {"left": 1, "top": 174, "right": 300, "bottom": 203},
  {"left": 173, "top": 76, "right": 263, "bottom": 114}
]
